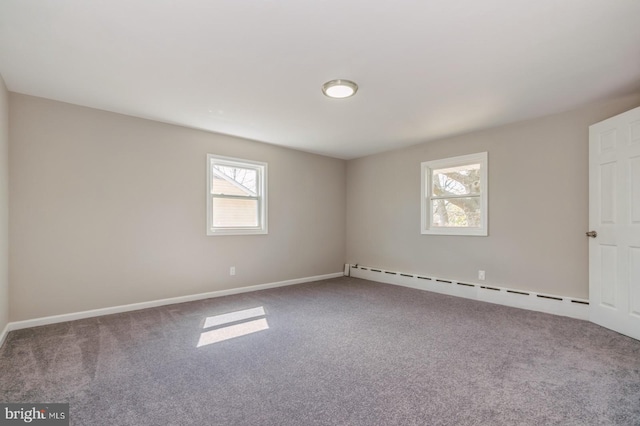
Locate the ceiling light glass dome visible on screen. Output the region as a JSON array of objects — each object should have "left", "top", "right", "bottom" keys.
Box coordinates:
[{"left": 322, "top": 79, "right": 358, "bottom": 99}]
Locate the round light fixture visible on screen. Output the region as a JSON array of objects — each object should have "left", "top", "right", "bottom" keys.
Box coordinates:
[{"left": 322, "top": 79, "right": 358, "bottom": 99}]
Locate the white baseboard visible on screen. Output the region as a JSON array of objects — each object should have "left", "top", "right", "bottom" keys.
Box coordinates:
[
  {"left": 6, "top": 272, "right": 344, "bottom": 334},
  {"left": 0, "top": 322, "right": 8, "bottom": 348},
  {"left": 3, "top": 267, "right": 587, "bottom": 345},
  {"left": 350, "top": 265, "right": 589, "bottom": 320}
]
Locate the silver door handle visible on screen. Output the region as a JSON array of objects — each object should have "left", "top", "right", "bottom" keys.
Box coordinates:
[{"left": 586, "top": 231, "right": 597, "bottom": 238}]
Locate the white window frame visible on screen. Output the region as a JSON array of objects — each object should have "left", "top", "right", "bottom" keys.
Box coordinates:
[
  {"left": 207, "top": 154, "right": 268, "bottom": 236},
  {"left": 421, "top": 152, "right": 488, "bottom": 236}
]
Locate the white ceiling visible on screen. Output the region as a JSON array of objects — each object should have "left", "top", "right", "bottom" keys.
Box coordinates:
[{"left": 1, "top": 0, "right": 639, "bottom": 159}]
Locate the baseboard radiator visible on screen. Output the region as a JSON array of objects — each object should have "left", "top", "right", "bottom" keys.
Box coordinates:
[{"left": 347, "top": 264, "right": 589, "bottom": 320}]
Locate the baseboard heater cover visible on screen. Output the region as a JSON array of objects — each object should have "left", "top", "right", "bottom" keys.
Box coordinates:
[
  {"left": 344, "top": 263, "right": 351, "bottom": 277},
  {"left": 348, "top": 264, "right": 588, "bottom": 320}
]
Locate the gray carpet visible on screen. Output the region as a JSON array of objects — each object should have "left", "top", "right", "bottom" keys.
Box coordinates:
[{"left": 1, "top": 277, "right": 639, "bottom": 425}]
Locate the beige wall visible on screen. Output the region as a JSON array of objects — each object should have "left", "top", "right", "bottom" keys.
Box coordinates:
[
  {"left": 9, "top": 94, "right": 346, "bottom": 321},
  {"left": 8, "top": 89, "right": 640, "bottom": 322},
  {"left": 346, "top": 93, "right": 640, "bottom": 299},
  {"left": 0, "top": 76, "right": 8, "bottom": 332}
]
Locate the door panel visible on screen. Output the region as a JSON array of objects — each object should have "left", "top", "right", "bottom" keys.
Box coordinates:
[
  {"left": 631, "top": 157, "right": 640, "bottom": 223},
  {"left": 630, "top": 247, "right": 640, "bottom": 317},
  {"left": 599, "top": 245, "right": 616, "bottom": 308},
  {"left": 599, "top": 162, "right": 616, "bottom": 224}
]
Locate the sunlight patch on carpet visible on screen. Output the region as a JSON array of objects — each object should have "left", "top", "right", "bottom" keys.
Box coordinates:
[
  {"left": 197, "top": 307, "right": 269, "bottom": 347},
  {"left": 203, "top": 306, "right": 266, "bottom": 328}
]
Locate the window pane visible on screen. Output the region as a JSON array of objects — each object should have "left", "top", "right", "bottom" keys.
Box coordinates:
[
  {"left": 432, "top": 197, "right": 480, "bottom": 227},
  {"left": 212, "top": 166, "right": 257, "bottom": 195},
  {"left": 432, "top": 163, "right": 481, "bottom": 196},
  {"left": 213, "top": 198, "right": 259, "bottom": 227}
]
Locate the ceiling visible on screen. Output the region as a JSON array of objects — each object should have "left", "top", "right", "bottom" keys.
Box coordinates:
[{"left": 1, "top": 0, "right": 639, "bottom": 159}]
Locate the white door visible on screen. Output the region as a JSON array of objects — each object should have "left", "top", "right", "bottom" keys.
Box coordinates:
[{"left": 589, "top": 106, "right": 640, "bottom": 340}]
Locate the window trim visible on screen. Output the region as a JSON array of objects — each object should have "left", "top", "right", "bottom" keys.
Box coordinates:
[
  {"left": 421, "top": 152, "right": 488, "bottom": 236},
  {"left": 207, "top": 154, "right": 268, "bottom": 236}
]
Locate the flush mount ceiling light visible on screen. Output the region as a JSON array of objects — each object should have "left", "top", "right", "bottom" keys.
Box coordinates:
[{"left": 322, "top": 79, "right": 358, "bottom": 99}]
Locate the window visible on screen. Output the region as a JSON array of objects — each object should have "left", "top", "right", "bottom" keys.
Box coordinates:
[
  {"left": 421, "top": 152, "right": 488, "bottom": 236},
  {"left": 207, "top": 154, "right": 267, "bottom": 236}
]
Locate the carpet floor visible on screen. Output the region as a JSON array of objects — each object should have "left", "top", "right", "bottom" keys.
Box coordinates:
[{"left": 1, "top": 277, "right": 639, "bottom": 425}]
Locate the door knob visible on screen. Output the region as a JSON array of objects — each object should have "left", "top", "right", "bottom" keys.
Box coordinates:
[{"left": 586, "top": 231, "right": 598, "bottom": 238}]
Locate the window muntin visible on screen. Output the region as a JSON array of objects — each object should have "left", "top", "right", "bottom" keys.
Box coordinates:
[
  {"left": 421, "top": 152, "right": 487, "bottom": 236},
  {"left": 207, "top": 154, "right": 267, "bottom": 235}
]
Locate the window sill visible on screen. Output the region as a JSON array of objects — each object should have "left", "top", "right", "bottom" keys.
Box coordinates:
[
  {"left": 207, "top": 229, "right": 268, "bottom": 236},
  {"left": 422, "top": 228, "right": 488, "bottom": 236}
]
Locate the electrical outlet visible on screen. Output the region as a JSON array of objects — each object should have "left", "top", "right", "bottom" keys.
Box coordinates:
[
  {"left": 478, "top": 270, "right": 485, "bottom": 281},
  {"left": 230, "top": 266, "right": 236, "bottom": 276}
]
